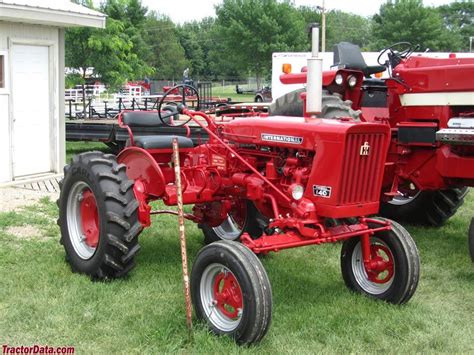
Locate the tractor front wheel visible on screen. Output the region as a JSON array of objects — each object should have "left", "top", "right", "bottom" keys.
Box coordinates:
[
  {"left": 340, "top": 218, "right": 420, "bottom": 304},
  {"left": 58, "top": 151, "right": 143, "bottom": 280},
  {"left": 191, "top": 241, "right": 272, "bottom": 345}
]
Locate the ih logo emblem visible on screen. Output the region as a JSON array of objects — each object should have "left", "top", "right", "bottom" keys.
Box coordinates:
[{"left": 360, "top": 141, "right": 370, "bottom": 156}]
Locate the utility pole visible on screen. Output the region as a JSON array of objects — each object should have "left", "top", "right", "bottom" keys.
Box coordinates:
[{"left": 317, "top": 0, "right": 326, "bottom": 53}]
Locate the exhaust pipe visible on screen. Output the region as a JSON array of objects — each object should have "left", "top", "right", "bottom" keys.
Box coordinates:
[{"left": 306, "top": 24, "right": 323, "bottom": 115}]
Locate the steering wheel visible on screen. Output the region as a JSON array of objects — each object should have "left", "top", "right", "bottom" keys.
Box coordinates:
[
  {"left": 377, "top": 41, "right": 415, "bottom": 65},
  {"left": 157, "top": 84, "right": 200, "bottom": 127}
]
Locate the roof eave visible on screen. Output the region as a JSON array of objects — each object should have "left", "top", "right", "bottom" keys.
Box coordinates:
[{"left": 0, "top": 4, "right": 106, "bottom": 28}]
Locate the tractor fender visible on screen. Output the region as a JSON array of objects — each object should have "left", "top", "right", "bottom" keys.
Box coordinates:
[{"left": 117, "top": 146, "right": 166, "bottom": 197}]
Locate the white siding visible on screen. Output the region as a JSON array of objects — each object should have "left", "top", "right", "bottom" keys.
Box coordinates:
[{"left": 0, "top": 20, "right": 64, "bottom": 184}]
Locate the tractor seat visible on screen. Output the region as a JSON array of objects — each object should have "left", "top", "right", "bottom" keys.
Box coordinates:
[
  {"left": 333, "top": 42, "right": 386, "bottom": 78},
  {"left": 133, "top": 135, "right": 194, "bottom": 150},
  {"left": 122, "top": 109, "right": 177, "bottom": 127}
]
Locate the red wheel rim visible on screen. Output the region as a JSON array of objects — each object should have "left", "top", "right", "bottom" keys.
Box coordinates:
[
  {"left": 80, "top": 189, "right": 99, "bottom": 248},
  {"left": 213, "top": 270, "right": 243, "bottom": 319},
  {"left": 367, "top": 244, "right": 394, "bottom": 284}
]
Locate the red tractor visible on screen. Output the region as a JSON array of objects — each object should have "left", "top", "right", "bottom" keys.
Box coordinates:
[
  {"left": 58, "top": 28, "right": 420, "bottom": 345},
  {"left": 276, "top": 42, "right": 474, "bottom": 260}
]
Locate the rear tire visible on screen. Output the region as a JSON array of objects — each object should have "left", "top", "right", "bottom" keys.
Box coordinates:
[
  {"left": 200, "top": 201, "right": 266, "bottom": 244},
  {"left": 58, "top": 151, "right": 142, "bottom": 280},
  {"left": 269, "top": 88, "right": 360, "bottom": 119},
  {"left": 468, "top": 218, "right": 474, "bottom": 262},
  {"left": 341, "top": 218, "right": 420, "bottom": 304},
  {"left": 191, "top": 241, "right": 272, "bottom": 345},
  {"left": 380, "top": 187, "right": 468, "bottom": 226}
]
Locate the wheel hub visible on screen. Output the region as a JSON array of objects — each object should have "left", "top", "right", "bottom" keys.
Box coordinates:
[
  {"left": 366, "top": 244, "right": 394, "bottom": 284},
  {"left": 213, "top": 270, "right": 243, "bottom": 319},
  {"left": 80, "top": 189, "right": 99, "bottom": 248}
]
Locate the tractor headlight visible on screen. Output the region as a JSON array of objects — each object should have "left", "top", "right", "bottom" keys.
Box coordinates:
[
  {"left": 335, "top": 73, "right": 344, "bottom": 86},
  {"left": 347, "top": 75, "right": 358, "bottom": 87},
  {"left": 290, "top": 184, "right": 304, "bottom": 200}
]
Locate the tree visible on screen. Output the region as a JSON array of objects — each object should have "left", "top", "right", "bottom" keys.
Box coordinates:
[
  {"left": 437, "top": 1, "right": 474, "bottom": 51},
  {"left": 65, "top": 0, "right": 153, "bottom": 117},
  {"left": 145, "top": 12, "right": 188, "bottom": 80},
  {"left": 371, "top": 0, "right": 449, "bottom": 51},
  {"left": 215, "top": 0, "right": 307, "bottom": 88}
]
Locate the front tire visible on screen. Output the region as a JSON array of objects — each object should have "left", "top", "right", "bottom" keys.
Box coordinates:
[
  {"left": 380, "top": 187, "right": 468, "bottom": 226},
  {"left": 191, "top": 241, "right": 272, "bottom": 345},
  {"left": 58, "top": 151, "right": 143, "bottom": 280},
  {"left": 341, "top": 218, "right": 420, "bottom": 304}
]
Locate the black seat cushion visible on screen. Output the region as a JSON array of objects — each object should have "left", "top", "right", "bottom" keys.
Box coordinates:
[
  {"left": 122, "top": 107, "right": 178, "bottom": 127},
  {"left": 134, "top": 135, "right": 194, "bottom": 149},
  {"left": 333, "top": 42, "right": 386, "bottom": 77}
]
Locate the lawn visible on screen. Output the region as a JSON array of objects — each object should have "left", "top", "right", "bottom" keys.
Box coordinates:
[
  {"left": 0, "top": 143, "right": 473, "bottom": 353},
  {"left": 212, "top": 84, "right": 256, "bottom": 103}
]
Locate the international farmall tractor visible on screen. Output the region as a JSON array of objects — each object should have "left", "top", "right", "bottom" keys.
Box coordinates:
[
  {"left": 58, "top": 27, "right": 420, "bottom": 345},
  {"left": 276, "top": 41, "right": 474, "bottom": 260}
]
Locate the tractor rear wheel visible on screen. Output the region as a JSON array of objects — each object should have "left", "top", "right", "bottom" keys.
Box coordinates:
[
  {"left": 468, "top": 218, "right": 474, "bottom": 262},
  {"left": 191, "top": 241, "right": 272, "bottom": 345},
  {"left": 58, "top": 151, "right": 142, "bottom": 280},
  {"left": 340, "top": 218, "right": 420, "bottom": 304},
  {"left": 268, "top": 88, "right": 360, "bottom": 120},
  {"left": 380, "top": 186, "right": 468, "bottom": 226},
  {"left": 199, "top": 200, "right": 266, "bottom": 244}
]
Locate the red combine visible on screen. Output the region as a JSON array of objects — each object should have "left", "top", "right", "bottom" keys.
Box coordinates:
[
  {"left": 58, "top": 27, "right": 420, "bottom": 345},
  {"left": 276, "top": 42, "right": 474, "bottom": 259}
]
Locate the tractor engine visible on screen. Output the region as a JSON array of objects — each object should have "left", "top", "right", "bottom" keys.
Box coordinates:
[{"left": 183, "top": 115, "right": 390, "bottom": 229}]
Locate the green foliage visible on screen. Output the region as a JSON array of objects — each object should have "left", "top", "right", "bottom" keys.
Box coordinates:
[
  {"left": 145, "top": 13, "right": 188, "bottom": 80},
  {"left": 437, "top": 1, "right": 474, "bottom": 52},
  {"left": 65, "top": 73, "right": 84, "bottom": 89},
  {"left": 326, "top": 10, "right": 373, "bottom": 51},
  {"left": 214, "top": 0, "right": 307, "bottom": 86},
  {"left": 371, "top": 0, "right": 450, "bottom": 51},
  {"left": 65, "top": 0, "right": 153, "bottom": 91}
]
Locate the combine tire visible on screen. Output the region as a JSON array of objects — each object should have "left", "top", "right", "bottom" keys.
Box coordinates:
[
  {"left": 269, "top": 88, "right": 360, "bottom": 119},
  {"left": 191, "top": 241, "right": 272, "bottom": 345},
  {"left": 199, "top": 201, "right": 266, "bottom": 244},
  {"left": 341, "top": 218, "right": 420, "bottom": 304},
  {"left": 469, "top": 218, "right": 474, "bottom": 262},
  {"left": 380, "top": 187, "right": 468, "bottom": 227},
  {"left": 58, "top": 151, "right": 142, "bottom": 280}
]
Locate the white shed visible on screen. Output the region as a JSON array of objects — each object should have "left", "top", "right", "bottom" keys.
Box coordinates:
[{"left": 0, "top": 0, "right": 105, "bottom": 185}]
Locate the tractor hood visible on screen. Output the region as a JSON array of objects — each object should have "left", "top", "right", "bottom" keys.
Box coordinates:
[{"left": 221, "top": 116, "right": 389, "bottom": 150}]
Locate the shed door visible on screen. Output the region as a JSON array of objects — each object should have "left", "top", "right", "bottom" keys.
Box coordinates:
[{"left": 11, "top": 44, "right": 52, "bottom": 178}]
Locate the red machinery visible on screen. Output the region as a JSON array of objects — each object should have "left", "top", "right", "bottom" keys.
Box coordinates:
[
  {"left": 58, "top": 28, "right": 420, "bottom": 345},
  {"left": 276, "top": 41, "right": 474, "bottom": 259}
]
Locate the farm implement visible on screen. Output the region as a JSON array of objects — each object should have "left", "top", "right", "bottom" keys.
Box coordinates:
[
  {"left": 276, "top": 41, "right": 474, "bottom": 260},
  {"left": 58, "top": 26, "right": 420, "bottom": 345}
]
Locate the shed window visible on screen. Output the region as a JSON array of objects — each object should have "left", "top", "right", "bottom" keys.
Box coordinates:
[{"left": 0, "top": 55, "right": 4, "bottom": 88}]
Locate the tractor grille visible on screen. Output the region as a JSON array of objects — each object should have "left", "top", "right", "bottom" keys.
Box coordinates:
[{"left": 339, "top": 133, "right": 386, "bottom": 205}]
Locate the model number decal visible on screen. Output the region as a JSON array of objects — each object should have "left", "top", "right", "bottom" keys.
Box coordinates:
[
  {"left": 313, "top": 185, "right": 332, "bottom": 198},
  {"left": 261, "top": 133, "right": 303, "bottom": 145}
]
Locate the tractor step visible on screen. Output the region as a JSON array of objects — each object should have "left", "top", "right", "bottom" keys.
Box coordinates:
[{"left": 436, "top": 128, "right": 474, "bottom": 145}]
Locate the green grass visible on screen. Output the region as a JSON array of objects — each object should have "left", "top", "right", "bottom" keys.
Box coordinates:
[
  {"left": 1, "top": 144, "right": 473, "bottom": 353},
  {"left": 212, "top": 84, "right": 256, "bottom": 103}
]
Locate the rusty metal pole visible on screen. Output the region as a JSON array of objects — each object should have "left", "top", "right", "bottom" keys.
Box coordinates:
[{"left": 172, "top": 137, "right": 193, "bottom": 336}]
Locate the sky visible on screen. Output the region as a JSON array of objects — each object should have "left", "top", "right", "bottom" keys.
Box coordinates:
[{"left": 141, "top": 0, "right": 457, "bottom": 24}]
